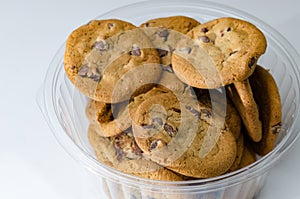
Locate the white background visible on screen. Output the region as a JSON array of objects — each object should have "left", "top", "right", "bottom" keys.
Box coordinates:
[{"left": 0, "top": 0, "right": 299, "bottom": 198}]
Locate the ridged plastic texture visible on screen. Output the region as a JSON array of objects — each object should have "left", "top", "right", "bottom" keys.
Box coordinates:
[{"left": 37, "top": 0, "right": 300, "bottom": 198}]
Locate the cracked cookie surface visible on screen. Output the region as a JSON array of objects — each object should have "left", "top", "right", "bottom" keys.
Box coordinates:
[
  {"left": 132, "top": 92, "right": 237, "bottom": 178},
  {"left": 172, "top": 17, "right": 267, "bottom": 89},
  {"left": 140, "top": 16, "right": 200, "bottom": 95},
  {"left": 88, "top": 124, "right": 184, "bottom": 181},
  {"left": 64, "top": 19, "right": 161, "bottom": 103}
]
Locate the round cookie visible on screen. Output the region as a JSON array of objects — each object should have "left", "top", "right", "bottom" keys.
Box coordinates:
[
  {"left": 139, "top": 15, "right": 200, "bottom": 66},
  {"left": 64, "top": 19, "right": 161, "bottom": 103},
  {"left": 197, "top": 89, "right": 243, "bottom": 173},
  {"left": 198, "top": 88, "right": 241, "bottom": 139},
  {"left": 140, "top": 15, "right": 201, "bottom": 34},
  {"left": 128, "top": 86, "right": 199, "bottom": 125},
  {"left": 225, "top": 98, "right": 242, "bottom": 140},
  {"left": 172, "top": 17, "right": 267, "bottom": 89},
  {"left": 249, "top": 65, "right": 282, "bottom": 155},
  {"left": 128, "top": 86, "right": 168, "bottom": 118},
  {"left": 228, "top": 133, "right": 244, "bottom": 172},
  {"left": 238, "top": 144, "right": 257, "bottom": 169},
  {"left": 85, "top": 99, "right": 131, "bottom": 137},
  {"left": 132, "top": 93, "right": 237, "bottom": 178},
  {"left": 140, "top": 16, "right": 200, "bottom": 96},
  {"left": 88, "top": 124, "right": 183, "bottom": 181},
  {"left": 226, "top": 79, "right": 262, "bottom": 142}
]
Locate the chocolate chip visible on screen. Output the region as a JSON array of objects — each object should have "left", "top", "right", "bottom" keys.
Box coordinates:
[
  {"left": 71, "top": 65, "right": 76, "bottom": 70},
  {"left": 229, "top": 51, "right": 238, "bottom": 56},
  {"left": 153, "top": 117, "right": 163, "bottom": 126},
  {"left": 161, "top": 65, "right": 174, "bottom": 73},
  {"left": 185, "top": 105, "right": 192, "bottom": 111},
  {"left": 149, "top": 140, "right": 159, "bottom": 151},
  {"left": 157, "top": 29, "right": 169, "bottom": 40},
  {"left": 149, "top": 139, "right": 165, "bottom": 151},
  {"left": 157, "top": 48, "right": 168, "bottom": 57},
  {"left": 144, "top": 23, "right": 149, "bottom": 27},
  {"left": 114, "top": 134, "right": 126, "bottom": 161},
  {"left": 172, "top": 108, "right": 181, "bottom": 113},
  {"left": 108, "top": 23, "right": 115, "bottom": 29},
  {"left": 248, "top": 57, "right": 256, "bottom": 68},
  {"left": 227, "top": 27, "right": 231, "bottom": 32},
  {"left": 90, "top": 73, "right": 101, "bottom": 82},
  {"left": 78, "top": 65, "right": 89, "bottom": 77},
  {"left": 116, "top": 148, "right": 125, "bottom": 161},
  {"left": 131, "top": 142, "right": 143, "bottom": 156},
  {"left": 220, "top": 31, "right": 224, "bottom": 37},
  {"left": 199, "top": 36, "right": 210, "bottom": 43},
  {"left": 114, "top": 134, "right": 123, "bottom": 148},
  {"left": 178, "top": 47, "right": 192, "bottom": 54},
  {"left": 201, "top": 28, "right": 208, "bottom": 33},
  {"left": 271, "top": 123, "right": 281, "bottom": 134},
  {"left": 142, "top": 124, "right": 156, "bottom": 129},
  {"left": 185, "top": 105, "right": 200, "bottom": 118},
  {"left": 201, "top": 108, "right": 212, "bottom": 118},
  {"left": 130, "top": 44, "right": 141, "bottom": 56},
  {"left": 114, "top": 132, "right": 143, "bottom": 160},
  {"left": 164, "top": 123, "right": 176, "bottom": 137},
  {"left": 169, "top": 45, "right": 176, "bottom": 52},
  {"left": 93, "top": 40, "right": 108, "bottom": 51}
]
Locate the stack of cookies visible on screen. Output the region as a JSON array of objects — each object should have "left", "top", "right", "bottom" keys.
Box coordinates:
[{"left": 64, "top": 16, "right": 282, "bottom": 181}]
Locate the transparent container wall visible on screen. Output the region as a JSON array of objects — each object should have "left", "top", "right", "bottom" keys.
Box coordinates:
[
  {"left": 37, "top": 1, "right": 300, "bottom": 199},
  {"left": 81, "top": 169, "right": 269, "bottom": 199},
  {"left": 50, "top": 27, "right": 299, "bottom": 199}
]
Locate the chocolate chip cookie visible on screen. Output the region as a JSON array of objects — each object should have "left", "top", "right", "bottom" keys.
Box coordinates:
[
  {"left": 226, "top": 79, "right": 262, "bottom": 142},
  {"left": 140, "top": 15, "right": 201, "bottom": 34},
  {"left": 198, "top": 88, "right": 241, "bottom": 140},
  {"left": 228, "top": 133, "right": 244, "bottom": 172},
  {"left": 249, "top": 65, "right": 282, "bottom": 155},
  {"left": 172, "top": 17, "right": 267, "bottom": 89},
  {"left": 128, "top": 86, "right": 168, "bottom": 118},
  {"left": 140, "top": 16, "right": 200, "bottom": 96},
  {"left": 131, "top": 92, "right": 237, "bottom": 178},
  {"left": 86, "top": 99, "right": 131, "bottom": 137},
  {"left": 238, "top": 144, "right": 257, "bottom": 169},
  {"left": 139, "top": 15, "right": 200, "bottom": 67},
  {"left": 88, "top": 124, "right": 183, "bottom": 181},
  {"left": 64, "top": 19, "right": 161, "bottom": 103}
]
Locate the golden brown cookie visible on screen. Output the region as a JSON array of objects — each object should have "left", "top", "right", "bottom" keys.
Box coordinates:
[
  {"left": 132, "top": 93, "right": 237, "bottom": 178},
  {"left": 226, "top": 79, "right": 262, "bottom": 142},
  {"left": 238, "top": 145, "right": 257, "bottom": 169},
  {"left": 64, "top": 19, "right": 161, "bottom": 103},
  {"left": 140, "top": 16, "right": 200, "bottom": 96},
  {"left": 140, "top": 15, "right": 201, "bottom": 34},
  {"left": 228, "top": 133, "right": 244, "bottom": 172},
  {"left": 249, "top": 65, "right": 282, "bottom": 155},
  {"left": 85, "top": 100, "right": 131, "bottom": 137},
  {"left": 140, "top": 15, "right": 200, "bottom": 68},
  {"left": 225, "top": 98, "right": 242, "bottom": 140},
  {"left": 198, "top": 88, "right": 241, "bottom": 139},
  {"left": 88, "top": 124, "right": 183, "bottom": 181},
  {"left": 128, "top": 86, "right": 168, "bottom": 118},
  {"left": 172, "top": 17, "right": 267, "bottom": 89}
]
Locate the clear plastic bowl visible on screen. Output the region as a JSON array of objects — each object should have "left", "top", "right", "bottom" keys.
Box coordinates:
[{"left": 37, "top": 0, "right": 300, "bottom": 198}]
